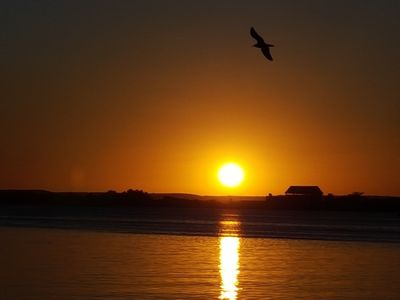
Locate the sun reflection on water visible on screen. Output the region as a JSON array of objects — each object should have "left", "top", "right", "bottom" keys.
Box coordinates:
[{"left": 219, "top": 219, "right": 240, "bottom": 300}]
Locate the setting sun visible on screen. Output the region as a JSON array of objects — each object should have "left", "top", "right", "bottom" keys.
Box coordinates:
[{"left": 218, "top": 163, "right": 245, "bottom": 188}]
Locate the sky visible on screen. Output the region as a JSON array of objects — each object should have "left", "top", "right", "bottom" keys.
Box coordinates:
[{"left": 1, "top": 1, "right": 399, "bottom": 196}]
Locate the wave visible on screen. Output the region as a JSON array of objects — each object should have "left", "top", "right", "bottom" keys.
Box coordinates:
[{"left": 1, "top": 208, "right": 399, "bottom": 243}]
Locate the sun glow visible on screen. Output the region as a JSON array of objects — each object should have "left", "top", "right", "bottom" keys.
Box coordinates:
[{"left": 218, "top": 163, "right": 244, "bottom": 188}]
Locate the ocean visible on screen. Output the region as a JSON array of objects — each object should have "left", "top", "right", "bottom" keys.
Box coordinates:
[{"left": 1, "top": 207, "right": 400, "bottom": 299}]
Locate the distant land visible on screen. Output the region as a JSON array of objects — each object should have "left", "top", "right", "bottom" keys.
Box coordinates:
[
  {"left": 1, "top": 189, "right": 400, "bottom": 212},
  {"left": 152, "top": 193, "right": 266, "bottom": 202}
]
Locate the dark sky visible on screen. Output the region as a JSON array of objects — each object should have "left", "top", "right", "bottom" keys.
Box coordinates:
[{"left": 1, "top": 1, "right": 399, "bottom": 195}]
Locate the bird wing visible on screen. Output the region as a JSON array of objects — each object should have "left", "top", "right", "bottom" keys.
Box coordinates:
[
  {"left": 261, "top": 47, "right": 273, "bottom": 61},
  {"left": 250, "top": 27, "right": 264, "bottom": 43}
]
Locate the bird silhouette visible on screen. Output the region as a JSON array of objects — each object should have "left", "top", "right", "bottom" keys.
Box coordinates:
[{"left": 250, "top": 27, "right": 274, "bottom": 61}]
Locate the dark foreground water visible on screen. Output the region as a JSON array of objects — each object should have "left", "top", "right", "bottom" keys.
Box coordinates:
[{"left": 1, "top": 207, "right": 400, "bottom": 299}]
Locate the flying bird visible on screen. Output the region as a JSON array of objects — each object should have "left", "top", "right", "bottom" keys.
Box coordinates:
[{"left": 250, "top": 27, "right": 274, "bottom": 61}]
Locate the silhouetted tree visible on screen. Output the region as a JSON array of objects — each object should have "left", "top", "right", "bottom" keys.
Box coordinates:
[
  {"left": 349, "top": 192, "right": 364, "bottom": 197},
  {"left": 125, "top": 189, "right": 151, "bottom": 201}
]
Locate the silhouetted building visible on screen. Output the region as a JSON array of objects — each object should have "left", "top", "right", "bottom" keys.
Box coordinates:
[{"left": 285, "top": 186, "right": 323, "bottom": 197}]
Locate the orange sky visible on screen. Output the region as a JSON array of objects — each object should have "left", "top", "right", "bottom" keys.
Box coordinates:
[{"left": 1, "top": 1, "right": 399, "bottom": 195}]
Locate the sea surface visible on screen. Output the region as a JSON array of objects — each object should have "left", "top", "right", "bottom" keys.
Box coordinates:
[{"left": 1, "top": 207, "right": 400, "bottom": 299}]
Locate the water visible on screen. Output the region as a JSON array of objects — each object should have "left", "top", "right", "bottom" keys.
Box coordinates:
[
  {"left": 1, "top": 206, "right": 400, "bottom": 243},
  {"left": 1, "top": 209, "right": 400, "bottom": 299}
]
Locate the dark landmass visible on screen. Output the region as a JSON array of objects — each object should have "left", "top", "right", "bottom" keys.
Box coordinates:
[
  {"left": 1, "top": 189, "right": 399, "bottom": 212},
  {"left": 1, "top": 189, "right": 400, "bottom": 242}
]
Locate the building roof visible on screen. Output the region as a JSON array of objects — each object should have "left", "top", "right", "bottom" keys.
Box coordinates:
[{"left": 285, "top": 186, "right": 323, "bottom": 195}]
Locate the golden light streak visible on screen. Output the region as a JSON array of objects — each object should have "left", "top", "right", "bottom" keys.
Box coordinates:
[
  {"left": 219, "top": 219, "right": 240, "bottom": 300},
  {"left": 219, "top": 237, "right": 240, "bottom": 300}
]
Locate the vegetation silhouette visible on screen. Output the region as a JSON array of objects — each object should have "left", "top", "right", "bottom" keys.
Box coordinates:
[{"left": 0, "top": 189, "right": 399, "bottom": 212}]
